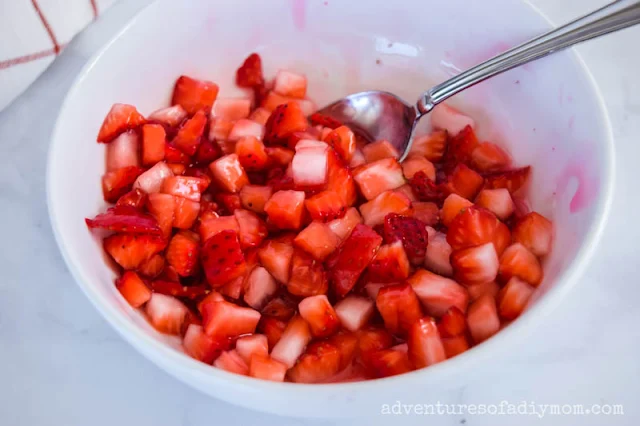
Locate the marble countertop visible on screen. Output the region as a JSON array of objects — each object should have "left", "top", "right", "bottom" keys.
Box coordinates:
[{"left": 1, "top": 0, "right": 639, "bottom": 425}]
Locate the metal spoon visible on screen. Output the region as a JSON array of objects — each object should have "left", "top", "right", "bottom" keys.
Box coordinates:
[{"left": 316, "top": 0, "right": 640, "bottom": 161}]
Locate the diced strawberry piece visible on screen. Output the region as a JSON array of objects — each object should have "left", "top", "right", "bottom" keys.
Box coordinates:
[
  {"left": 164, "top": 142, "right": 191, "bottom": 164},
  {"left": 172, "top": 110, "right": 206, "bottom": 155},
  {"left": 364, "top": 282, "right": 390, "bottom": 300},
  {"left": 357, "top": 327, "right": 394, "bottom": 365},
  {"left": 138, "top": 253, "right": 165, "bottom": 278},
  {"left": 444, "top": 125, "right": 479, "bottom": 168},
  {"left": 294, "top": 222, "right": 340, "bottom": 261},
  {"left": 407, "top": 316, "right": 445, "bottom": 368},
  {"left": 367, "top": 241, "right": 410, "bottom": 282},
  {"left": 264, "top": 190, "right": 306, "bottom": 230},
  {"left": 192, "top": 137, "right": 220, "bottom": 163},
  {"left": 106, "top": 131, "right": 139, "bottom": 171},
  {"left": 165, "top": 232, "right": 199, "bottom": 277},
  {"left": 326, "top": 156, "right": 358, "bottom": 207},
  {"left": 145, "top": 293, "right": 189, "bottom": 335},
  {"left": 349, "top": 148, "right": 366, "bottom": 168},
  {"left": 442, "top": 335, "right": 470, "bottom": 358},
  {"left": 234, "top": 209, "right": 268, "bottom": 249},
  {"left": 411, "top": 202, "right": 439, "bottom": 226},
  {"left": 208, "top": 117, "right": 234, "bottom": 142},
  {"left": 115, "top": 188, "right": 147, "bottom": 210},
  {"left": 196, "top": 291, "right": 225, "bottom": 314},
  {"left": 471, "top": 141, "right": 511, "bottom": 172},
  {"left": 147, "top": 193, "right": 175, "bottom": 236},
  {"left": 334, "top": 296, "right": 375, "bottom": 332},
  {"left": 236, "top": 53, "right": 264, "bottom": 88},
  {"left": 327, "top": 207, "right": 362, "bottom": 240},
  {"left": 409, "top": 130, "right": 448, "bottom": 162},
  {"left": 353, "top": 158, "right": 405, "bottom": 200},
  {"left": 239, "top": 185, "right": 272, "bottom": 214},
  {"left": 161, "top": 176, "right": 208, "bottom": 202},
  {"left": 242, "top": 266, "right": 277, "bottom": 310},
  {"left": 209, "top": 154, "right": 249, "bottom": 193},
  {"left": 382, "top": 213, "right": 429, "bottom": 266},
  {"left": 173, "top": 197, "right": 199, "bottom": 229},
  {"left": 402, "top": 155, "right": 436, "bottom": 181},
  {"left": 309, "top": 113, "right": 342, "bottom": 130},
  {"left": 265, "top": 146, "right": 295, "bottom": 168},
  {"left": 360, "top": 190, "right": 412, "bottom": 227},
  {"left": 447, "top": 206, "right": 511, "bottom": 255},
  {"left": 407, "top": 269, "right": 469, "bottom": 317},
  {"left": 288, "top": 249, "right": 328, "bottom": 297},
  {"left": 362, "top": 140, "right": 399, "bottom": 163},
  {"left": 475, "top": 188, "right": 514, "bottom": 220},
  {"left": 443, "top": 163, "right": 484, "bottom": 200},
  {"left": 149, "top": 279, "right": 209, "bottom": 299},
  {"left": 115, "top": 271, "right": 151, "bottom": 308},
  {"left": 257, "top": 238, "right": 294, "bottom": 283},
  {"left": 148, "top": 105, "right": 188, "bottom": 128},
  {"left": 467, "top": 280, "right": 500, "bottom": 301},
  {"left": 102, "top": 166, "right": 145, "bottom": 203},
  {"left": 249, "top": 107, "right": 272, "bottom": 126},
  {"left": 451, "top": 242, "right": 499, "bottom": 285},
  {"left": 327, "top": 224, "right": 382, "bottom": 297},
  {"left": 183, "top": 324, "right": 228, "bottom": 363},
  {"left": 512, "top": 212, "right": 553, "bottom": 257},
  {"left": 325, "top": 330, "right": 359, "bottom": 371},
  {"left": 466, "top": 294, "right": 500, "bottom": 343},
  {"left": 437, "top": 306, "right": 467, "bottom": 337},
  {"left": 293, "top": 146, "right": 329, "bottom": 188},
  {"left": 134, "top": 162, "right": 173, "bottom": 194},
  {"left": 212, "top": 98, "right": 251, "bottom": 121},
  {"left": 201, "top": 230, "right": 246, "bottom": 287},
  {"left": 376, "top": 283, "right": 423, "bottom": 336},
  {"left": 322, "top": 125, "right": 355, "bottom": 163},
  {"left": 497, "top": 277, "right": 534, "bottom": 320},
  {"left": 304, "top": 191, "right": 346, "bottom": 222},
  {"left": 86, "top": 205, "right": 161, "bottom": 234},
  {"left": 271, "top": 315, "right": 313, "bottom": 368},
  {"left": 431, "top": 105, "right": 475, "bottom": 140},
  {"left": 218, "top": 276, "right": 243, "bottom": 300},
  {"left": 264, "top": 102, "right": 309, "bottom": 146},
  {"left": 158, "top": 264, "right": 181, "bottom": 283},
  {"left": 288, "top": 341, "right": 342, "bottom": 383},
  {"left": 234, "top": 136, "right": 268, "bottom": 172},
  {"left": 235, "top": 334, "right": 269, "bottom": 364},
  {"left": 261, "top": 296, "right": 296, "bottom": 321},
  {"left": 172, "top": 75, "right": 219, "bottom": 115},
  {"left": 165, "top": 163, "right": 186, "bottom": 175},
  {"left": 298, "top": 295, "right": 340, "bottom": 338},
  {"left": 258, "top": 316, "right": 287, "bottom": 348},
  {"left": 440, "top": 193, "right": 473, "bottom": 226},
  {"left": 213, "top": 349, "right": 249, "bottom": 375},
  {"left": 483, "top": 166, "right": 531, "bottom": 194},
  {"left": 228, "top": 119, "right": 264, "bottom": 142},
  {"left": 199, "top": 214, "right": 240, "bottom": 242},
  {"left": 97, "top": 103, "right": 146, "bottom": 143},
  {"left": 408, "top": 171, "right": 444, "bottom": 203},
  {"left": 366, "top": 349, "right": 413, "bottom": 378},
  {"left": 273, "top": 70, "right": 307, "bottom": 98},
  {"left": 424, "top": 229, "right": 454, "bottom": 277},
  {"left": 498, "top": 243, "right": 543, "bottom": 286},
  {"left": 104, "top": 233, "right": 166, "bottom": 270},
  {"left": 215, "top": 193, "right": 242, "bottom": 214},
  {"left": 201, "top": 299, "right": 260, "bottom": 338},
  {"left": 394, "top": 184, "right": 417, "bottom": 203},
  {"left": 249, "top": 355, "right": 288, "bottom": 382},
  {"left": 141, "top": 124, "right": 166, "bottom": 165}
]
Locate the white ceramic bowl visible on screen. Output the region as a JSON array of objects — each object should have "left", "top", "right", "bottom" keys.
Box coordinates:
[{"left": 47, "top": 0, "right": 614, "bottom": 418}]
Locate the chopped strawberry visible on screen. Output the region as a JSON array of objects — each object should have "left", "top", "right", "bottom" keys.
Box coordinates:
[
  {"left": 148, "top": 105, "right": 188, "bottom": 128},
  {"left": 443, "top": 163, "right": 485, "bottom": 200},
  {"left": 161, "top": 176, "right": 208, "bottom": 202},
  {"left": 264, "top": 190, "right": 306, "bottom": 230},
  {"left": 424, "top": 229, "right": 454, "bottom": 277},
  {"left": 165, "top": 231, "right": 200, "bottom": 276},
  {"left": 258, "top": 317, "right": 287, "bottom": 349},
  {"left": 291, "top": 144, "right": 329, "bottom": 188},
  {"left": 164, "top": 142, "right": 192, "bottom": 164},
  {"left": 115, "top": 271, "right": 152, "bottom": 308},
  {"left": 512, "top": 212, "right": 553, "bottom": 257},
  {"left": 249, "top": 355, "right": 288, "bottom": 382},
  {"left": 172, "top": 75, "right": 219, "bottom": 115},
  {"left": 208, "top": 117, "right": 233, "bottom": 142},
  {"left": 407, "top": 269, "right": 469, "bottom": 317},
  {"left": 213, "top": 349, "right": 249, "bottom": 375},
  {"left": 467, "top": 280, "right": 500, "bottom": 301},
  {"left": 172, "top": 109, "right": 206, "bottom": 155},
  {"left": 407, "top": 316, "right": 445, "bottom": 368},
  {"left": 183, "top": 324, "right": 229, "bottom": 363},
  {"left": 104, "top": 233, "right": 166, "bottom": 270},
  {"left": 270, "top": 315, "right": 313, "bottom": 368},
  {"left": 141, "top": 124, "right": 166, "bottom": 165},
  {"left": 106, "top": 131, "right": 139, "bottom": 172},
  {"left": 353, "top": 158, "right": 405, "bottom": 200},
  {"left": 382, "top": 213, "right": 429, "bottom": 265},
  {"left": 228, "top": 119, "right": 265, "bottom": 142},
  {"left": 483, "top": 166, "right": 531, "bottom": 194},
  {"left": 310, "top": 113, "right": 343, "bottom": 129},
  {"left": 437, "top": 307, "right": 467, "bottom": 337},
  {"left": 201, "top": 299, "right": 260, "bottom": 338},
  {"left": 215, "top": 193, "right": 242, "bottom": 214},
  {"left": 243, "top": 266, "right": 278, "bottom": 309},
  {"left": 218, "top": 276, "right": 244, "bottom": 300},
  {"left": 357, "top": 327, "right": 394, "bottom": 365},
  {"left": 364, "top": 282, "right": 390, "bottom": 300},
  {"left": 138, "top": 253, "right": 165, "bottom": 278},
  {"left": 334, "top": 296, "right": 375, "bottom": 332},
  {"left": 326, "top": 207, "right": 362, "bottom": 240},
  {"left": 497, "top": 277, "right": 534, "bottom": 320},
  {"left": 236, "top": 53, "right": 264, "bottom": 88},
  {"left": 264, "top": 102, "right": 309, "bottom": 146},
  {"left": 395, "top": 184, "right": 418, "bottom": 202},
  {"left": 212, "top": 98, "right": 251, "bottom": 121},
  {"left": 304, "top": 191, "right": 346, "bottom": 222},
  {"left": 409, "top": 130, "right": 448, "bottom": 162},
  {"left": 234, "top": 136, "right": 268, "bottom": 171},
  {"left": 402, "top": 155, "right": 436, "bottom": 181},
  {"left": 265, "top": 146, "right": 295, "bottom": 167},
  {"left": 430, "top": 104, "right": 475, "bottom": 138},
  {"left": 409, "top": 170, "right": 445, "bottom": 203},
  {"left": 327, "top": 224, "right": 383, "bottom": 297},
  {"left": 326, "top": 330, "right": 359, "bottom": 371},
  {"left": 298, "top": 295, "right": 340, "bottom": 338},
  {"left": 349, "top": 149, "right": 366, "bottom": 167},
  {"left": 239, "top": 185, "right": 272, "bottom": 214},
  {"left": 261, "top": 296, "right": 296, "bottom": 321},
  {"left": 201, "top": 230, "right": 246, "bottom": 287},
  {"left": 325, "top": 155, "right": 358, "bottom": 206},
  {"left": 86, "top": 205, "right": 161, "bottom": 234},
  {"left": 498, "top": 243, "right": 543, "bottom": 286},
  {"left": 146, "top": 193, "right": 175, "bottom": 236},
  {"left": 235, "top": 334, "right": 269, "bottom": 364},
  {"left": 288, "top": 249, "right": 328, "bottom": 297},
  {"left": 294, "top": 221, "right": 341, "bottom": 261},
  {"left": 273, "top": 70, "right": 307, "bottom": 98},
  {"left": 250, "top": 107, "right": 272, "bottom": 126},
  {"left": 411, "top": 201, "right": 439, "bottom": 226},
  {"left": 442, "top": 335, "right": 470, "bottom": 358},
  {"left": 150, "top": 280, "right": 209, "bottom": 299},
  {"left": 257, "top": 238, "right": 294, "bottom": 283},
  {"left": 102, "top": 166, "right": 145, "bottom": 203},
  {"left": 451, "top": 242, "right": 499, "bottom": 285},
  {"left": 447, "top": 206, "right": 511, "bottom": 254},
  {"left": 166, "top": 163, "right": 186, "bottom": 175},
  {"left": 376, "top": 283, "right": 423, "bottom": 336},
  {"left": 198, "top": 215, "right": 239, "bottom": 242},
  {"left": 288, "top": 341, "right": 342, "bottom": 383},
  {"left": 471, "top": 141, "right": 511, "bottom": 172},
  {"left": 97, "top": 103, "right": 146, "bottom": 143},
  {"left": 145, "top": 293, "right": 189, "bottom": 335},
  {"left": 233, "top": 209, "right": 268, "bottom": 249},
  {"left": 134, "top": 161, "right": 173, "bottom": 194},
  {"left": 115, "top": 188, "right": 147, "bottom": 210},
  {"left": 359, "top": 190, "right": 412, "bottom": 227},
  {"left": 444, "top": 124, "right": 479, "bottom": 168},
  {"left": 475, "top": 188, "right": 515, "bottom": 220},
  {"left": 362, "top": 140, "right": 399, "bottom": 164},
  {"left": 466, "top": 294, "right": 500, "bottom": 343},
  {"left": 366, "top": 241, "right": 410, "bottom": 282},
  {"left": 173, "top": 197, "right": 200, "bottom": 229},
  {"left": 209, "top": 154, "right": 249, "bottom": 193},
  {"left": 322, "top": 125, "right": 356, "bottom": 163},
  {"left": 366, "top": 349, "right": 413, "bottom": 378}
]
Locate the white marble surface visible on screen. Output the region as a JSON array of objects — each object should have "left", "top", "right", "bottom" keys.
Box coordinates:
[{"left": 1, "top": 0, "right": 639, "bottom": 425}]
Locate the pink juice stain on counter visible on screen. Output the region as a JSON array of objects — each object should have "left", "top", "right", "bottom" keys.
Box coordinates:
[{"left": 291, "top": 0, "right": 306, "bottom": 31}]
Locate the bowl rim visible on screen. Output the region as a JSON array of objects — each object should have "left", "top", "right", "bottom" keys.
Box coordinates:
[{"left": 46, "top": 0, "right": 615, "bottom": 398}]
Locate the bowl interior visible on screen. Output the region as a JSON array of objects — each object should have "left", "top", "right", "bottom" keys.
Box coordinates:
[{"left": 48, "top": 0, "right": 613, "bottom": 417}]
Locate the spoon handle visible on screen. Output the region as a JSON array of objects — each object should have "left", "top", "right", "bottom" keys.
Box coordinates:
[{"left": 416, "top": 0, "right": 640, "bottom": 115}]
